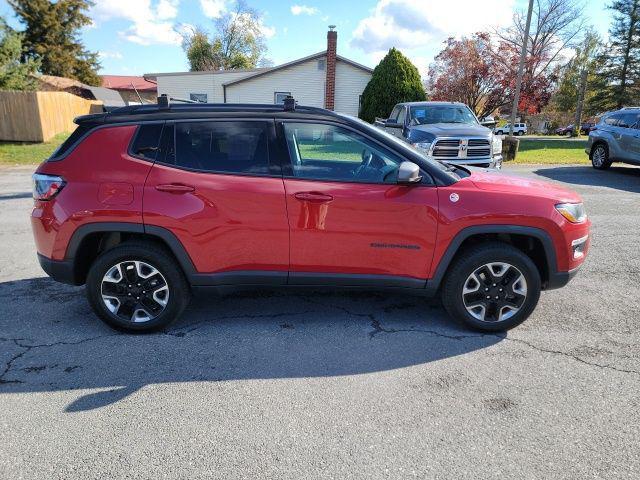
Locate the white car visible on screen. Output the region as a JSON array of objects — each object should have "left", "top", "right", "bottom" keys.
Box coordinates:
[{"left": 495, "top": 123, "right": 527, "bottom": 136}]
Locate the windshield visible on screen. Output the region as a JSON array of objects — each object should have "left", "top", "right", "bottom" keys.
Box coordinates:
[
  {"left": 409, "top": 105, "right": 478, "bottom": 126},
  {"left": 339, "top": 114, "right": 461, "bottom": 180}
]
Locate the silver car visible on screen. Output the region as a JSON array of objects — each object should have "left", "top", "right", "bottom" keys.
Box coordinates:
[{"left": 586, "top": 108, "right": 640, "bottom": 169}]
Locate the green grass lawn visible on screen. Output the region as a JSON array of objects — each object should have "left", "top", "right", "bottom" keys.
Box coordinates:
[
  {"left": 0, "top": 132, "right": 70, "bottom": 166},
  {"left": 512, "top": 139, "right": 589, "bottom": 164}
]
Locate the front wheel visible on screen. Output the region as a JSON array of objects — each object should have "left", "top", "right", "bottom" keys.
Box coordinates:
[
  {"left": 86, "top": 242, "right": 190, "bottom": 332},
  {"left": 441, "top": 243, "right": 541, "bottom": 331}
]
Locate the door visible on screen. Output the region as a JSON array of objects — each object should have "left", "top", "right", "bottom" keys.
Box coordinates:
[
  {"left": 280, "top": 121, "right": 439, "bottom": 286},
  {"left": 143, "top": 120, "right": 290, "bottom": 283},
  {"left": 619, "top": 112, "right": 640, "bottom": 163}
]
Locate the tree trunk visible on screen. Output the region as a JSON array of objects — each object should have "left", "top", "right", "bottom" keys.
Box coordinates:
[{"left": 574, "top": 68, "right": 588, "bottom": 136}]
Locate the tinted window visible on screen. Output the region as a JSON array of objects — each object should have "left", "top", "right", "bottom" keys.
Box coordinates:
[
  {"left": 130, "top": 124, "right": 163, "bottom": 160},
  {"left": 620, "top": 113, "right": 639, "bottom": 128},
  {"left": 50, "top": 125, "right": 91, "bottom": 159},
  {"left": 283, "top": 122, "right": 404, "bottom": 183},
  {"left": 175, "top": 121, "right": 270, "bottom": 174},
  {"left": 159, "top": 124, "right": 175, "bottom": 164}
]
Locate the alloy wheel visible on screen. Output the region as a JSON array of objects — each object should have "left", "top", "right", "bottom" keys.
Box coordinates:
[
  {"left": 592, "top": 146, "right": 606, "bottom": 167},
  {"left": 462, "top": 262, "right": 527, "bottom": 323},
  {"left": 101, "top": 260, "right": 169, "bottom": 323}
]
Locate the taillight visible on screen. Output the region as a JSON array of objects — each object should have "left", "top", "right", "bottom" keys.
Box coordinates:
[{"left": 32, "top": 173, "right": 66, "bottom": 201}]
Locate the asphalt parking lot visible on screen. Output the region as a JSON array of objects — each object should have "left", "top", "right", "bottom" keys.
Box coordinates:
[{"left": 1, "top": 164, "right": 639, "bottom": 479}]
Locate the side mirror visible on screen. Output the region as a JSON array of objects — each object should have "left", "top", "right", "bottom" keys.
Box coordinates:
[
  {"left": 397, "top": 161, "right": 422, "bottom": 184},
  {"left": 385, "top": 120, "right": 402, "bottom": 128},
  {"left": 481, "top": 120, "right": 496, "bottom": 127}
]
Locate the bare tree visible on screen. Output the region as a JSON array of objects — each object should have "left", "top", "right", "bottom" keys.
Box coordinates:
[{"left": 495, "top": 0, "right": 586, "bottom": 77}]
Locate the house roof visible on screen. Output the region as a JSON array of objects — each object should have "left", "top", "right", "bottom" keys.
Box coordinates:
[
  {"left": 101, "top": 75, "right": 157, "bottom": 92},
  {"left": 222, "top": 52, "right": 373, "bottom": 88},
  {"left": 36, "top": 74, "right": 85, "bottom": 89},
  {"left": 143, "top": 67, "right": 267, "bottom": 81}
]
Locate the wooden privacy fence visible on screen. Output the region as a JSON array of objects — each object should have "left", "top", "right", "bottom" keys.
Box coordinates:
[{"left": 0, "top": 91, "right": 103, "bottom": 142}]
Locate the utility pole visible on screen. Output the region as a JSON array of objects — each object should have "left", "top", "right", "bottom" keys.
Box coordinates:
[{"left": 509, "top": 0, "right": 534, "bottom": 137}]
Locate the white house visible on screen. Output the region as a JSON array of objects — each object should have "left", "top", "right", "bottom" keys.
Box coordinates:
[{"left": 144, "top": 28, "right": 373, "bottom": 117}]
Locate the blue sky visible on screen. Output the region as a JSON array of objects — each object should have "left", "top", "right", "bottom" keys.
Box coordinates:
[{"left": 0, "top": 0, "right": 613, "bottom": 77}]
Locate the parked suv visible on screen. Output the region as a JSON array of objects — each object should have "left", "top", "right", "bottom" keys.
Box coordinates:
[
  {"left": 374, "top": 102, "right": 503, "bottom": 169},
  {"left": 32, "top": 99, "right": 590, "bottom": 333},
  {"left": 494, "top": 123, "right": 527, "bottom": 136},
  {"left": 586, "top": 108, "right": 640, "bottom": 169}
]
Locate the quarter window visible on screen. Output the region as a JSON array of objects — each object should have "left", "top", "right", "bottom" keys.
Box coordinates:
[
  {"left": 174, "top": 121, "right": 271, "bottom": 174},
  {"left": 283, "top": 122, "right": 405, "bottom": 183},
  {"left": 130, "top": 124, "right": 163, "bottom": 160}
]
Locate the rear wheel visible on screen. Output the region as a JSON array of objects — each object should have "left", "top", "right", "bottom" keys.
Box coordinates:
[
  {"left": 441, "top": 243, "right": 541, "bottom": 331},
  {"left": 591, "top": 143, "right": 611, "bottom": 170},
  {"left": 86, "top": 242, "right": 190, "bottom": 332}
]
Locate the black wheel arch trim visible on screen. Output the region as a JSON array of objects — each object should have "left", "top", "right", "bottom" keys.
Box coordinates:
[
  {"left": 424, "top": 225, "right": 561, "bottom": 295},
  {"left": 63, "top": 222, "right": 197, "bottom": 282}
]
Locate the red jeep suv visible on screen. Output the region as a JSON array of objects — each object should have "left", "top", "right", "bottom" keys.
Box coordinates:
[{"left": 31, "top": 99, "right": 590, "bottom": 333}]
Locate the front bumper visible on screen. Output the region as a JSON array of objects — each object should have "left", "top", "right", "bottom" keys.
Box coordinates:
[
  {"left": 37, "top": 253, "right": 82, "bottom": 285},
  {"left": 546, "top": 265, "right": 581, "bottom": 290}
]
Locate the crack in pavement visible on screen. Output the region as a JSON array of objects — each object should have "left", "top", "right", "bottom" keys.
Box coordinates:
[{"left": 1, "top": 302, "right": 638, "bottom": 384}]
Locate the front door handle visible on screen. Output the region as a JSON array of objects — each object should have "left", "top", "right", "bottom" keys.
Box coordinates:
[
  {"left": 155, "top": 184, "right": 195, "bottom": 194},
  {"left": 294, "top": 191, "right": 334, "bottom": 202}
]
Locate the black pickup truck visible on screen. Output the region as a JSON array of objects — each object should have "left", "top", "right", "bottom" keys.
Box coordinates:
[{"left": 375, "top": 101, "right": 503, "bottom": 169}]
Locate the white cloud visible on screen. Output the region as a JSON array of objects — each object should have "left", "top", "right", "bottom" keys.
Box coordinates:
[
  {"left": 157, "top": 0, "right": 179, "bottom": 20},
  {"left": 99, "top": 51, "right": 123, "bottom": 59},
  {"left": 91, "top": 0, "right": 183, "bottom": 46},
  {"left": 351, "top": 0, "right": 513, "bottom": 54},
  {"left": 200, "top": 0, "right": 228, "bottom": 18},
  {"left": 291, "top": 5, "right": 319, "bottom": 16}
]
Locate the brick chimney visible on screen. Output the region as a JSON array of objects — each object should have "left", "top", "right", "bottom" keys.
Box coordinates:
[{"left": 324, "top": 26, "right": 337, "bottom": 110}]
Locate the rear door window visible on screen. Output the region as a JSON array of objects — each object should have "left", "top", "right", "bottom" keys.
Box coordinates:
[{"left": 174, "top": 121, "right": 273, "bottom": 175}]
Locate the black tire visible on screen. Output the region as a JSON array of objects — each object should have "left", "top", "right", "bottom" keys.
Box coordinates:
[
  {"left": 86, "top": 242, "right": 190, "bottom": 333},
  {"left": 591, "top": 143, "right": 612, "bottom": 170},
  {"left": 441, "top": 242, "right": 541, "bottom": 332}
]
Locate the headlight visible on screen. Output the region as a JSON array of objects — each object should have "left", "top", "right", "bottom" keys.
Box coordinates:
[
  {"left": 492, "top": 135, "right": 502, "bottom": 156},
  {"left": 555, "top": 203, "right": 587, "bottom": 223},
  {"left": 413, "top": 142, "right": 431, "bottom": 153}
]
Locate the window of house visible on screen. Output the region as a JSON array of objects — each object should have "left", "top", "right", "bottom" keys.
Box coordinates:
[
  {"left": 174, "top": 121, "right": 270, "bottom": 174},
  {"left": 189, "top": 93, "right": 207, "bottom": 103},
  {"left": 317, "top": 59, "right": 326, "bottom": 70},
  {"left": 283, "top": 122, "right": 404, "bottom": 183},
  {"left": 274, "top": 92, "right": 291, "bottom": 104},
  {"left": 130, "top": 124, "right": 163, "bottom": 160}
]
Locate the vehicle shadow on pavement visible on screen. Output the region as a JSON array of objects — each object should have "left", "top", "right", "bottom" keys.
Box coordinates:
[
  {"left": 0, "top": 277, "right": 504, "bottom": 412},
  {"left": 534, "top": 165, "right": 640, "bottom": 194}
]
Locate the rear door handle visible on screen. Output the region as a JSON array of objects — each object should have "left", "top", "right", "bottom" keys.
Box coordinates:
[
  {"left": 155, "top": 184, "right": 195, "bottom": 194},
  {"left": 294, "top": 192, "right": 334, "bottom": 202}
]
